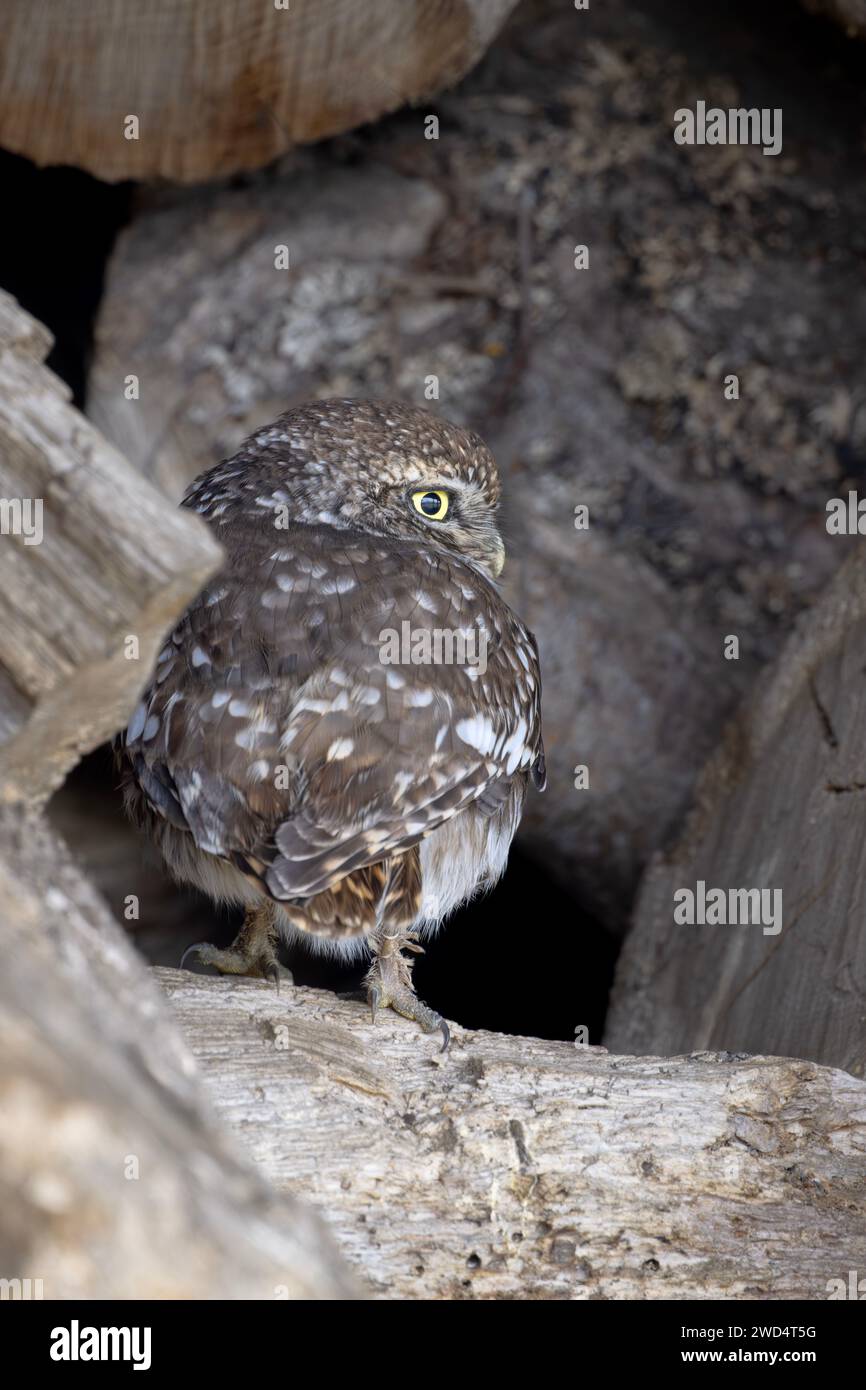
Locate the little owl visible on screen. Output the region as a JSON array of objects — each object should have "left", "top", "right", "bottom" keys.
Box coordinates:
[{"left": 121, "top": 399, "right": 544, "bottom": 1047}]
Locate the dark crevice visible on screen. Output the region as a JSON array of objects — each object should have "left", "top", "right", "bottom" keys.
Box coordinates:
[
  {"left": 0, "top": 150, "right": 133, "bottom": 407},
  {"left": 808, "top": 675, "right": 840, "bottom": 751}
]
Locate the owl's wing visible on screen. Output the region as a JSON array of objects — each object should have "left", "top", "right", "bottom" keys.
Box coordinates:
[{"left": 124, "top": 523, "right": 543, "bottom": 901}]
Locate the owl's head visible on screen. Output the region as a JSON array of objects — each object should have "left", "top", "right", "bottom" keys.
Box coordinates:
[{"left": 226, "top": 398, "right": 506, "bottom": 582}]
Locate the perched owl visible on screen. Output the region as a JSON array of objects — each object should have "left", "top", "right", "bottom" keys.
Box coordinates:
[{"left": 122, "top": 399, "right": 544, "bottom": 1047}]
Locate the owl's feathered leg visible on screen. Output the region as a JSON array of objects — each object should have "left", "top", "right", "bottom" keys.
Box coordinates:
[
  {"left": 364, "top": 860, "right": 449, "bottom": 1051},
  {"left": 181, "top": 900, "right": 293, "bottom": 991}
]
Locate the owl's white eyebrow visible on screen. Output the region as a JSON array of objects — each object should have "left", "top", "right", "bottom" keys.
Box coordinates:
[{"left": 409, "top": 477, "right": 473, "bottom": 494}]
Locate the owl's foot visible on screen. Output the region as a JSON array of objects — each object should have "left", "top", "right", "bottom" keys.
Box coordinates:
[
  {"left": 181, "top": 902, "right": 292, "bottom": 992},
  {"left": 365, "top": 929, "right": 450, "bottom": 1052}
]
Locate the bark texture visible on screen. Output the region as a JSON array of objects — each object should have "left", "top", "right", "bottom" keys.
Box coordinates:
[
  {"left": 606, "top": 547, "right": 866, "bottom": 1079},
  {"left": 158, "top": 966, "right": 866, "bottom": 1301},
  {"left": 0, "top": 289, "right": 222, "bottom": 808},
  {"left": 0, "top": 0, "right": 519, "bottom": 181}
]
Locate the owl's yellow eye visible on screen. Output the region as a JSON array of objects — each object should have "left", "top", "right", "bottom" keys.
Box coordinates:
[{"left": 411, "top": 489, "right": 450, "bottom": 521}]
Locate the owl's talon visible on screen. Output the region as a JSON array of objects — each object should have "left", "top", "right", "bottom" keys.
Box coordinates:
[
  {"left": 180, "top": 940, "right": 212, "bottom": 972},
  {"left": 399, "top": 995, "right": 449, "bottom": 1052},
  {"left": 364, "top": 947, "right": 450, "bottom": 1050},
  {"left": 369, "top": 984, "right": 382, "bottom": 1025},
  {"left": 179, "top": 904, "right": 289, "bottom": 986},
  {"left": 264, "top": 961, "right": 294, "bottom": 994}
]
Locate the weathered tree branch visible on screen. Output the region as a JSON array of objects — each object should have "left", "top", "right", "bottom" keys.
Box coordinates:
[{"left": 158, "top": 966, "right": 866, "bottom": 1300}]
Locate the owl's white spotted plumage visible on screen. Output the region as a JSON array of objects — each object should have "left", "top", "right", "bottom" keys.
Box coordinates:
[{"left": 122, "top": 399, "right": 545, "bottom": 1044}]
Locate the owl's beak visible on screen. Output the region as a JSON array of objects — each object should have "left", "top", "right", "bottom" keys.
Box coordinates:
[{"left": 490, "top": 539, "right": 506, "bottom": 578}]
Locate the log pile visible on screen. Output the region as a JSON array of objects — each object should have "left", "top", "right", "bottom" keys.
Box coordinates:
[
  {"left": 2, "top": 290, "right": 864, "bottom": 1298},
  {"left": 3, "top": 0, "right": 866, "bottom": 1301}
]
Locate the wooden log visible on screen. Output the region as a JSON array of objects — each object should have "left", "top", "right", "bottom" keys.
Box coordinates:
[
  {"left": 157, "top": 965, "right": 866, "bottom": 1300},
  {"left": 0, "top": 0, "right": 519, "bottom": 182},
  {"left": 0, "top": 289, "right": 222, "bottom": 807},
  {"left": 606, "top": 548, "right": 866, "bottom": 1078},
  {"left": 0, "top": 808, "right": 359, "bottom": 1299}
]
